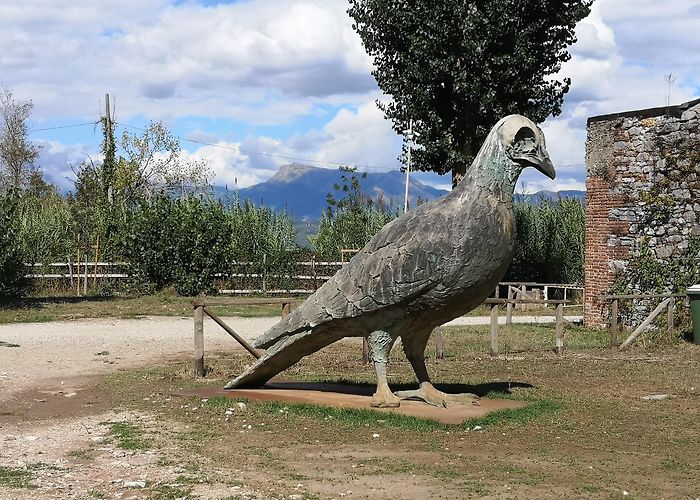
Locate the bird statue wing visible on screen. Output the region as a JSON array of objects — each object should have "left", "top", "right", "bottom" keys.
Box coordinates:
[{"left": 253, "top": 203, "right": 450, "bottom": 349}]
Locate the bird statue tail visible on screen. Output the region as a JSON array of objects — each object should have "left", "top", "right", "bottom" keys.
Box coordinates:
[{"left": 224, "top": 326, "right": 345, "bottom": 389}]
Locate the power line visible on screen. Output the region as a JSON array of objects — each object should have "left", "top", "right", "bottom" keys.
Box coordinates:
[{"left": 28, "top": 121, "right": 100, "bottom": 132}]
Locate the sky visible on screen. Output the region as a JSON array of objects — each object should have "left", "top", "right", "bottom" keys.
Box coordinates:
[{"left": 2, "top": 0, "right": 699, "bottom": 193}]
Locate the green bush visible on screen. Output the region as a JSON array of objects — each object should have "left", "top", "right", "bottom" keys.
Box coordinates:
[
  {"left": 228, "top": 198, "right": 298, "bottom": 290},
  {"left": 0, "top": 192, "right": 26, "bottom": 297},
  {"left": 18, "top": 191, "right": 75, "bottom": 265},
  {"left": 310, "top": 206, "right": 396, "bottom": 260},
  {"left": 122, "top": 195, "right": 231, "bottom": 296}
]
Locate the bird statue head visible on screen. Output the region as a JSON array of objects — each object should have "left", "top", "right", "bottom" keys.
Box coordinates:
[{"left": 464, "top": 115, "right": 555, "bottom": 201}]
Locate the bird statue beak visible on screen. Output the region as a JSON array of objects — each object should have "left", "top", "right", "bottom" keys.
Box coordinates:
[{"left": 536, "top": 157, "right": 556, "bottom": 180}]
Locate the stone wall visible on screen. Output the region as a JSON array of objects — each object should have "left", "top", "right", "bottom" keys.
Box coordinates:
[{"left": 584, "top": 98, "right": 700, "bottom": 327}]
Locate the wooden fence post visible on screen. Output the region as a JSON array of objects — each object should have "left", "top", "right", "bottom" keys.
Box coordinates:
[
  {"left": 311, "top": 255, "right": 317, "bottom": 291},
  {"left": 67, "top": 256, "right": 74, "bottom": 288},
  {"left": 490, "top": 304, "right": 499, "bottom": 357},
  {"left": 506, "top": 286, "right": 514, "bottom": 325},
  {"left": 555, "top": 302, "right": 564, "bottom": 355},
  {"left": 262, "top": 253, "right": 267, "bottom": 294},
  {"left": 194, "top": 305, "right": 205, "bottom": 377},
  {"left": 667, "top": 297, "right": 675, "bottom": 338},
  {"left": 619, "top": 298, "right": 672, "bottom": 350},
  {"left": 610, "top": 299, "right": 619, "bottom": 348},
  {"left": 362, "top": 337, "right": 369, "bottom": 364},
  {"left": 281, "top": 301, "right": 291, "bottom": 318},
  {"left": 435, "top": 327, "right": 444, "bottom": 361},
  {"left": 83, "top": 254, "right": 88, "bottom": 295}
]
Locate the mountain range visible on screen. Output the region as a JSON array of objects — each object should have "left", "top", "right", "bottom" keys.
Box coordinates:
[{"left": 215, "top": 163, "right": 584, "bottom": 220}]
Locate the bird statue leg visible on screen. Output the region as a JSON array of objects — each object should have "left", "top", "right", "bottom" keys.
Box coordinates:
[
  {"left": 395, "top": 333, "right": 480, "bottom": 407},
  {"left": 367, "top": 330, "right": 400, "bottom": 408}
]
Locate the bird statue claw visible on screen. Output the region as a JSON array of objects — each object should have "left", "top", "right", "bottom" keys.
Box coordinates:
[{"left": 395, "top": 383, "right": 480, "bottom": 408}]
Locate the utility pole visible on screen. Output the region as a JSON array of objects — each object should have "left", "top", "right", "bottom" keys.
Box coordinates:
[
  {"left": 403, "top": 119, "right": 419, "bottom": 214},
  {"left": 104, "top": 93, "right": 114, "bottom": 203}
]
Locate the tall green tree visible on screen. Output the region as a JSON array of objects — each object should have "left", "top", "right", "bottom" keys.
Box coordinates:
[
  {"left": 348, "top": 0, "right": 592, "bottom": 185},
  {"left": 0, "top": 87, "right": 41, "bottom": 189}
]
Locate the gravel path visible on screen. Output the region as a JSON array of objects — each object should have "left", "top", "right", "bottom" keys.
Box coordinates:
[{"left": 0, "top": 313, "right": 581, "bottom": 402}]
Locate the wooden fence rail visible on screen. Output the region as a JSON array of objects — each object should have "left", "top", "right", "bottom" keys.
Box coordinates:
[
  {"left": 484, "top": 298, "right": 569, "bottom": 356},
  {"left": 599, "top": 293, "right": 687, "bottom": 349},
  {"left": 192, "top": 297, "right": 293, "bottom": 377}
]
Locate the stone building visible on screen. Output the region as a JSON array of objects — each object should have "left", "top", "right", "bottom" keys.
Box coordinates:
[{"left": 584, "top": 98, "right": 700, "bottom": 327}]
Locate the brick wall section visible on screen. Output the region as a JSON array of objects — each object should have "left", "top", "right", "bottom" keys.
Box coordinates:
[
  {"left": 584, "top": 99, "right": 700, "bottom": 327},
  {"left": 584, "top": 177, "right": 630, "bottom": 326}
]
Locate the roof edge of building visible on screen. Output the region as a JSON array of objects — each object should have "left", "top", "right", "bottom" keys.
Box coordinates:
[{"left": 587, "top": 97, "right": 700, "bottom": 126}]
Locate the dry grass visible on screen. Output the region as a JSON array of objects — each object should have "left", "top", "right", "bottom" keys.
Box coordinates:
[
  {"left": 94, "top": 324, "right": 700, "bottom": 499},
  {"left": 0, "top": 291, "right": 296, "bottom": 324}
]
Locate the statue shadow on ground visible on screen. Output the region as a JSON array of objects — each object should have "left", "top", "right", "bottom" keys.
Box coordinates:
[{"left": 265, "top": 379, "right": 534, "bottom": 398}]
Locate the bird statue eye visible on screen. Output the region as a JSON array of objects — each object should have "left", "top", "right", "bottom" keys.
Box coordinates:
[{"left": 510, "top": 127, "right": 538, "bottom": 156}]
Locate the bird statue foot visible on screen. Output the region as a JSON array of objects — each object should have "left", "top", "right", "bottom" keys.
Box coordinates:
[
  {"left": 370, "top": 386, "right": 401, "bottom": 408},
  {"left": 395, "top": 383, "right": 480, "bottom": 408}
]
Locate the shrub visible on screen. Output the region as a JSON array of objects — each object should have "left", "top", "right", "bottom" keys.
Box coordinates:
[
  {"left": 122, "top": 195, "right": 231, "bottom": 296},
  {"left": 0, "top": 192, "right": 26, "bottom": 297},
  {"left": 506, "top": 198, "right": 584, "bottom": 284}
]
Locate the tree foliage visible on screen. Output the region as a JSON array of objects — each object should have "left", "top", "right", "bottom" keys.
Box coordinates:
[
  {"left": 348, "top": 0, "right": 592, "bottom": 183},
  {"left": 0, "top": 191, "right": 27, "bottom": 297},
  {"left": 118, "top": 122, "right": 211, "bottom": 201},
  {"left": 0, "top": 87, "right": 41, "bottom": 189},
  {"left": 311, "top": 167, "right": 397, "bottom": 259},
  {"left": 122, "top": 195, "right": 231, "bottom": 296}
]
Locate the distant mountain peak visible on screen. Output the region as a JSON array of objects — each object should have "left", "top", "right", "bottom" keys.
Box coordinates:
[{"left": 268, "top": 163, "right": 316, "bottom": 183}]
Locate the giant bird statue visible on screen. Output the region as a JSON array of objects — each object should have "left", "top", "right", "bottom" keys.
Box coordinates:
[{"left": 225, "top": 115, "right": 555, "bottom": 408}]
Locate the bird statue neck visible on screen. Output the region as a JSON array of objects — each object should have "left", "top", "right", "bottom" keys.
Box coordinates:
[{"left": 458, "top": 134, "right": 523, "bottom": 203}]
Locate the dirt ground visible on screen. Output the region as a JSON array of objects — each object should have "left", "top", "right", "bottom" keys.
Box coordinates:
[{"left": 1, "top": 317, "right": 698, "bottom": 499}]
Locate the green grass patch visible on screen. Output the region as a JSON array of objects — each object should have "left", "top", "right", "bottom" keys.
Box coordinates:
[
  {"left": 463, "top": 399, "right": 561, "bottom": 429},
  {"left": 67, "top": 449, "right": 95, "bottom": 460},
  {"left": 0, "top": 465, "right": 35, "bottom": 489},
  {"left": 149, "top": 484, "right": 194, "bottom": 500},
  {"left": 108, "top": 422, "right": 150, "bottom": 450},
  {"left": 206, "top": 395, "right": 559, "bottom": 432}
]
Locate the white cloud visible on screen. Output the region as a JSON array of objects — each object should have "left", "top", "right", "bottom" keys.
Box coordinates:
[
  {"left": 313, "top": 101, "right": 402, "bottom": 171},
  {"left": 0, "top": 0, "right": 374, "bottom": 124}
]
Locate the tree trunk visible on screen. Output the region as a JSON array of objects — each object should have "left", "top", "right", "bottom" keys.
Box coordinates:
[{"left": 451, "top": 142, "right": 472, "bottom": 188}]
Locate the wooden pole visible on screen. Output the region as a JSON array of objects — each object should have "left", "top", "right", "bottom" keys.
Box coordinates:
[
  {"left": 490, "top": 304, "right": 499, "bottom": 357},
  {"left": 506, "top": 286, "right": 514, "bottom": 325},
  {"left": 203, "top": 306, "right": 262, "bottom": 359},
  {"left": 93, "top": 236, "right": 100, "bottom": 289},
  {"left": 610, "top": 299, "right": 619, "bottom": 348},
  {"left": 194, "top": 305, "right": 205, "bottom": 377},
  {"left": 667, "top": 297, "right": 675, "bottom": 338},
  {"left": 435, "top": 327, "right": 444, "bottom": 361},
  {"left": 67, "top": 256, "right": 74, "bottom": 288},
  {"left": 311, "top": 255, "right": 317, "bottom": 292},
  {"left": 619, "top": 298, "right": 672, "bottom": 350},
  {"left": 262, "top": 253, "right": 267, "bottom": 294},
  {"left": 76, "top": 236, "right": 81, "bottom": 296},
  {"left": 83, "top": 253, "right": 88, "bottom": 295},
  {"left": 555, "top": 302, "right": 564, "bottom": 355},
  {"left": 362, "top": 337, "right": 369, "bottom": 364}
]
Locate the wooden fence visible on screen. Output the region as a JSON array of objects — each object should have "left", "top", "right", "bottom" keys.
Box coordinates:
[
  {"left": 191, "top": 296, "right": 571, "bottom": 377},
  {"left": 599, "top": 293, "right": 688, "bottom": 349}
]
